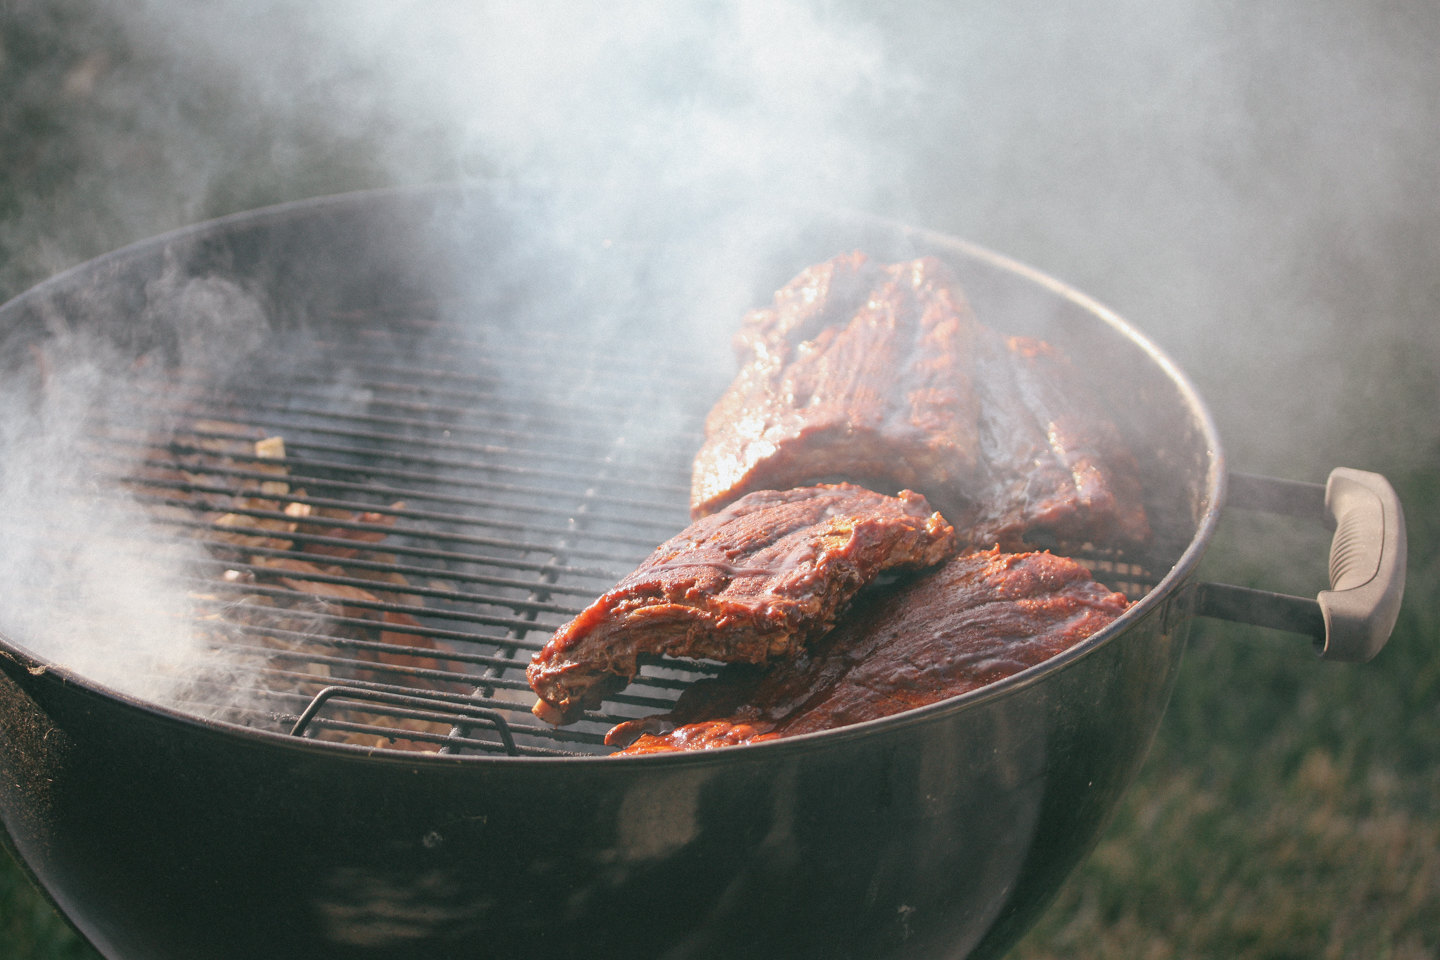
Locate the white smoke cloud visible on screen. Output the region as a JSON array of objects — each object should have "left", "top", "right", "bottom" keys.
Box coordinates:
[
  {"left": 112, "top": 0, "right": 915, "bottom": 211},
  {"left": 0, "top": 0, "right": 1435, "bottom": 718},
  {"left": 0, "top": 0, "right": 930, "bottom": 719},
  {"left": 0, "top": 315, "right": 234, "bottom": 707}
]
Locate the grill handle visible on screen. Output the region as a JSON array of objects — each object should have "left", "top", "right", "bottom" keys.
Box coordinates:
[
  {"left": 1195, "top": 468, "right": 1407, "bottom": 662},
  {"left": 290, "top": 686, "right": 519, "bottom": 755}
]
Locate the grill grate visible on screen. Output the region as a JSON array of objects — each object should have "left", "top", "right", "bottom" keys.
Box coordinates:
[{"left": 91, "top": 301, "right": 1161, "bottom": 758}]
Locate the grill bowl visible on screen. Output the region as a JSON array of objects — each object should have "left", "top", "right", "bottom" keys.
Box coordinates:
[{"left": 0, "top": 184, "right": 1222, "bottom": 960}]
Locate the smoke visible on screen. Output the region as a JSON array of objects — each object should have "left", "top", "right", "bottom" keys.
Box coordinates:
[
  {"left": 0, "top": 0, "right": 1436, "bottom": 717},
  {"left": 0, "top": 351, "right": 195, "bottom": 697},
  {"left": 99, "top": 1, "right": 916, "bottom": 219},
  {"left": 0, "top": 0, "right": 927, "bottom": 716},
  {"left": 862, "top": 1, "right": 1440, "bottom": 479},
  {"left": 0, "top": 271, "right": 271, "bottom": 710},
  {"left": 14, "top": 0, "right": 1429, "bottom": 480}
]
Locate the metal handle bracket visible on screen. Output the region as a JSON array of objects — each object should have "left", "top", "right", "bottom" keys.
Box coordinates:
[
  {"left": 1196, "top": 468, "right": 1407, "bottom": 662},
  {"left": 290, "top": 686, "right": 519, "bottom": 755}
]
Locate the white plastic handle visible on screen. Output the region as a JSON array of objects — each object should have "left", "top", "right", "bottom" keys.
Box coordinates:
[
  {"left": 1317, "top": 468, "right": 1407, "bottom": 662},
  {"left": 1199, "top": 468, "right": 1407, "bottom": 662}
]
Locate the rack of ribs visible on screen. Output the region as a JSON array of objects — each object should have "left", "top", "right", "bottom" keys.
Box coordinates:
[
  {"left": 690, "top": 253, "right": 985, "bottom": 521},
  {"left": 605, "top": 548, "right": 1131, "bottom": 754},
  {"left": 690, "top": 252, "right": 1150, "bottom": 551},
  {"left": 961, "top": 333, "right": 1152, "bottom": 549},
  {"left": 527, "top": 484, "right": 956, "bottom": 726}
]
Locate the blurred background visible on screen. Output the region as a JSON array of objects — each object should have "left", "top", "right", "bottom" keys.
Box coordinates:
[{"left": 1, "top": 0, "right": 1436, "bottom": 957}]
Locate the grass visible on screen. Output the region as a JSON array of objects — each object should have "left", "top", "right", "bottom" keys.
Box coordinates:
[{"left": 0, "top": 848, "right": 98, "bottom": 960}]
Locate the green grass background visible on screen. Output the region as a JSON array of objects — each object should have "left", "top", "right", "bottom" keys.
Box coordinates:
[{"left": 2, "top": 1, "right": 1436, "bottom": 957}]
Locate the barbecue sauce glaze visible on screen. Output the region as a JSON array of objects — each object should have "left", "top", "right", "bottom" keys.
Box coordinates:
[
  {"left": 527, "top": 484, "right": 957, "bottom": 726},
  {"left": 608, "top": 548, "right": 1130, "bottom": 754}
]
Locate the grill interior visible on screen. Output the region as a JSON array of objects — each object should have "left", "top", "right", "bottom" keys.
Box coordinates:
[
  {"left": 74, "top": 298, "right": 720, "bottom": 757},
  {"left": 0, "top": 187, "right": 1183, "bottom": 760},
  {"left": 53, "top": 291, "right": 1162, "bottom": 759}
]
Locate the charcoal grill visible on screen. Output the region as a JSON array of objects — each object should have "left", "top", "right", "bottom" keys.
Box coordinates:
[{"left": 0, "top": 184, "right": 1405, "bottom": 960}]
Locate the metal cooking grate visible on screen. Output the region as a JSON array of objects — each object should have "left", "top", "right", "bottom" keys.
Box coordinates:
[{"left": 93, "top": 300, "right": 1162, "bottom": 758}]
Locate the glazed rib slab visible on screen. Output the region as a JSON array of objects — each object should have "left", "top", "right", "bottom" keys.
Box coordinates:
[
  {"left": 690, "top": 253, "right": 984, "bottom": 520},
  {"left": 609, "top": 548, "right": 1131, "bottom": 753},
  {"left": 691, "top": 252, "right": 1150, "bottom": 551},
  {"left": 527, "top": 484, "right": 956, "bottom": 725}
]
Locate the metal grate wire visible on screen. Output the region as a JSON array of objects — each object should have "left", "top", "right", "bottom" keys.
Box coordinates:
[{"left": 101, "top": 305, "right": 719, "bottom": 757}]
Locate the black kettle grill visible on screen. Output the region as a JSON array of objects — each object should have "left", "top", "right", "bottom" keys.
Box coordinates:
[{"left": 0, "top": 185, "right": 1406, "bottom": 960}]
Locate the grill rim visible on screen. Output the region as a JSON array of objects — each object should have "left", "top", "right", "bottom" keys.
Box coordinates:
[{"left": 0, "top": 182, "right": 1227, "bottom": 766}]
